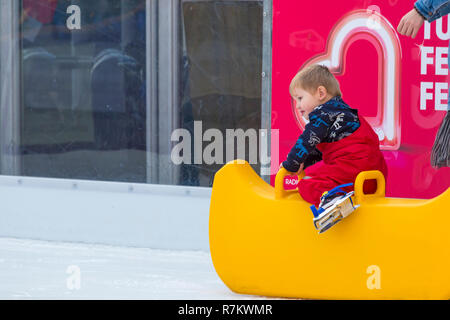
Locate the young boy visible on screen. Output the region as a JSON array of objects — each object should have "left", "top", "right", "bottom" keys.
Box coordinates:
[{"left": 281, "top": 64, "right": 388, "bottom": 230}]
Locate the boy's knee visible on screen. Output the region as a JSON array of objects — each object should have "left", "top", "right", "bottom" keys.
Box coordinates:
[{"left": 298, "top": 180, "right": 321, "bottom": 206}]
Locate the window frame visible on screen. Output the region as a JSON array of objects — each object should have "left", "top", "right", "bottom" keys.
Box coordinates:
[{"left": 0, "top": 0, "right": 21, "bottom": 176}]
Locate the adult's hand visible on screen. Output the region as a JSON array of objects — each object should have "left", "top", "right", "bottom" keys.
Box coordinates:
[{"left": 397, "top": 8, "right": 425, "bottom": 39}]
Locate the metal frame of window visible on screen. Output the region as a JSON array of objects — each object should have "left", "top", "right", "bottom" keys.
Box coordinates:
[
  {"left": 0, "top": 0, "right": 21, "bottom": 176},
  {"left": 261, "top": 0, "right": 273, "bottom": 182},
  {"left": 157, "top": 0, "right": 181, "bottom": 186},
  {"left": 146, "top": 0, "right": 159, "bottom": 184}
]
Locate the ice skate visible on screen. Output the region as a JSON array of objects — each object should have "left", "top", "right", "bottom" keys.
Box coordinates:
[{"left": 310, "top": 183, "right": 360, "bottom": 233}]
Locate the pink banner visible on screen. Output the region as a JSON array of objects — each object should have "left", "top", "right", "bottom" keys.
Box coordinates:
[{"left": 272, "top": 0, "right": 449, "bottom": 199}]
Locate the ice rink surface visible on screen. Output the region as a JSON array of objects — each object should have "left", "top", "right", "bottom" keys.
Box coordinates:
[{"left": 0, "top": 238, "right": 270, "bottom": 300}]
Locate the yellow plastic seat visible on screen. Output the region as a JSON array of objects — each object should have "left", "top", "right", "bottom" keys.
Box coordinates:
[{"left": 209, "top": 160, "right": 450, "bottom": 299}]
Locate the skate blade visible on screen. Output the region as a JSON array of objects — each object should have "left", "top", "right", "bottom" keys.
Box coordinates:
[
  {"left": 313, "top": 197, "right": 358, "bottom": 233},
  {"left": 314, "top": 208, "right": 343, "bottom": 233},
  {"left": 317, "top": 218, "right": 342, "bottom": 234}
]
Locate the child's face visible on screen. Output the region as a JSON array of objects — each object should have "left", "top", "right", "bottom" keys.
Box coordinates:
[{"left": 291, "top": 86, "right": 323, "bottom": 120}]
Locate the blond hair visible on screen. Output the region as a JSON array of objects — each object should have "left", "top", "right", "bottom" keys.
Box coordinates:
[{"left": 289, "top": 64, "right": 342, "bottom": 98}]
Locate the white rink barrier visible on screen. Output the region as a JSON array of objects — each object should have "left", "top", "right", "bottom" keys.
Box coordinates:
[{"left": 0, "top": 175, "right": 211, "bottom": 251}]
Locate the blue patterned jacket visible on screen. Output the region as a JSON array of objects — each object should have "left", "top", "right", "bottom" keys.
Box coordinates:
[{"left": 282, "top": 96, "right": 360, "bottom": 173}]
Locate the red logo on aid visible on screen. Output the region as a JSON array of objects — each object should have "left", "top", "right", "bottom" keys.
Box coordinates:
[{"left": 283, "top": 176, "right": 299, "bottom": 190}]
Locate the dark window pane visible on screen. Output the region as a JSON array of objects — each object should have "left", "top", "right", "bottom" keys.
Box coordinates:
[
  {"left": 20, "top": 0, "right": 147, "bottom": 182},
  {"left": 179, "top": 1, "right": 263, "bottom": 187}
]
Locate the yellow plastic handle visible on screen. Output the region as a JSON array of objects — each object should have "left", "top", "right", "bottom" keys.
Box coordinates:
[
  {"left": 275, "top": 167, "right": 305, "bottom": 200},
  {"left": 354, "top": 170, "right": 386, "bottom": 204}
]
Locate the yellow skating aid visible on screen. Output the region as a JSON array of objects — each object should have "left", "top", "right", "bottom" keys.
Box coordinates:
[{"left": 209, "top": 160, "right": 450, "bottom": 300}]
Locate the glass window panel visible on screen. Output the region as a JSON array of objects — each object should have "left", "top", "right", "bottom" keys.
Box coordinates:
[
  {"left": 178, "top": 0, "right": 263, "bottom": 187},
  {"left": 19, "top": 0, "right": 147, "bottom": 182},
  {"left": 1, "top": 0, "right": 266, "bottom": 187}
]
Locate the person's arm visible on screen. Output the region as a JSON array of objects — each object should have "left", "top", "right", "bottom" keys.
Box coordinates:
[
  {"left": 304, "top": 148, "right": 323, "bottom": 169},
  {"left": 415, "top": 0, "right": 450, "bottom": 22},
  {"left": 398, "top": 0, "right": 450, "bottom": 38},
  {"left": 282, "top": 111, "right": 331, "bottom": 173},
  {"left": 280, "top": 148, "right": 321, "bottom": 173}
]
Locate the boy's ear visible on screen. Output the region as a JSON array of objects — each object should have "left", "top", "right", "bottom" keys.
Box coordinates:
[{"left": 317, "top": 86, "right": 328, "bottom": 100}]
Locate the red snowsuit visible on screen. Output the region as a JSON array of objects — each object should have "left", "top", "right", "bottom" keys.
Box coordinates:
[{"left": 298, "top": 116, "right": 388, "bottom": 206}]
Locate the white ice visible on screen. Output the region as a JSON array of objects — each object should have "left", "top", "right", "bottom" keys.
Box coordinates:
[{"left": 0, "top": 237, "right": 269, "bottom": 300}]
